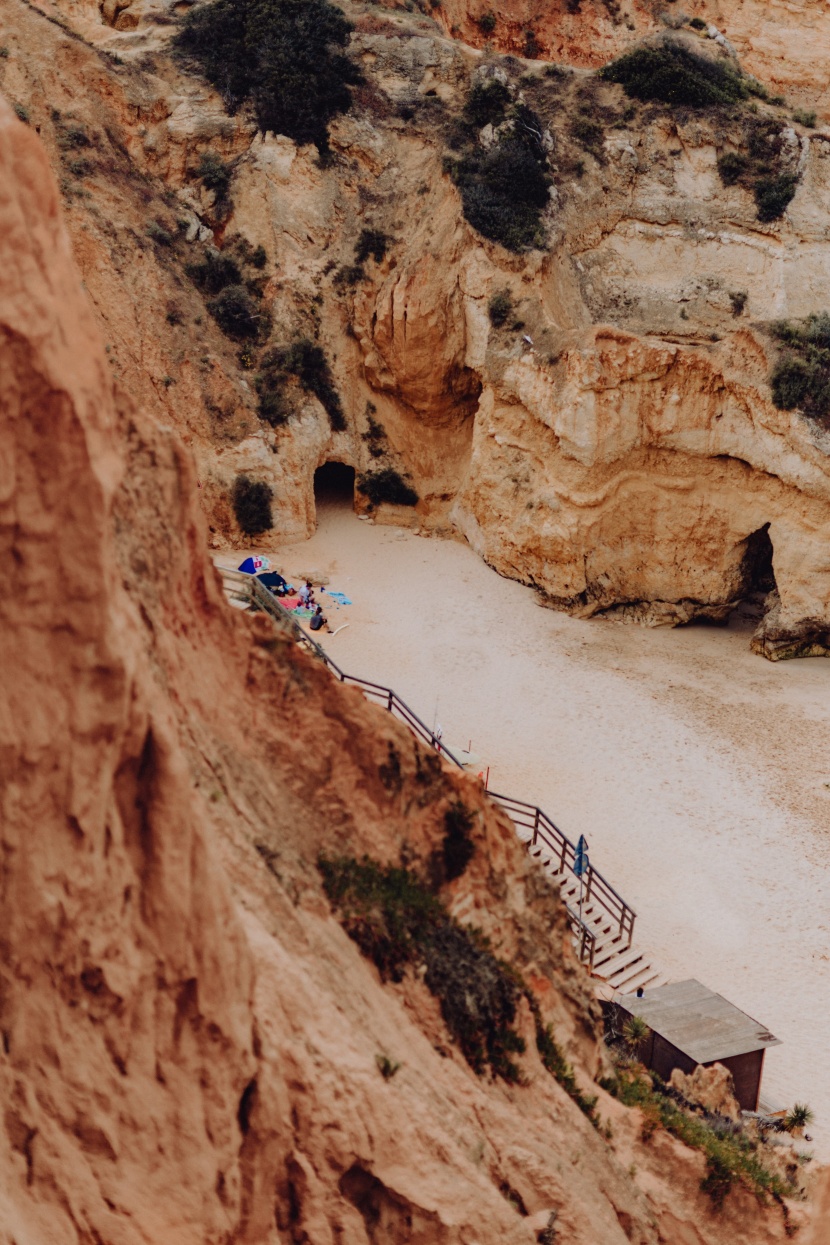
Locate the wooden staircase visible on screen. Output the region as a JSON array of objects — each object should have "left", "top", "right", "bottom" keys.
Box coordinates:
[
  {"left": 549, "top": 865, "right": 666, "bottom": 994},
  {"left": 219, "top": 564, "right": 667, "bottom": 993}
]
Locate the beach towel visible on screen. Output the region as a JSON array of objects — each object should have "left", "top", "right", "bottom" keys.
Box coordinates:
[
  {"left": 281, "top": 596, "right": 301, "bottom": 609},
  {"left": 324, "top": 590, "right": 352, "bottom": 605}
]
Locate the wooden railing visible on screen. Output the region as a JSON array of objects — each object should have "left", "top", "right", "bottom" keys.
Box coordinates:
[
  {"left": 220, "top": 567, "right": 636, "bottom": 958},
  {"left": 488, "top": 792, "right": 636, "bottom": 946}
]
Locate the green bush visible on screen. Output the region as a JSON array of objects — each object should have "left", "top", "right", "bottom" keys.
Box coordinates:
[
  {"left": 488, "top": 288, "right": 513, "bottom": 327},
  {"left": 600, "top": 43, "right": 747, "bottom": 108},
  {"left": 174, "top": 0, "right": 362, "bottom": 153},
  {"left": 570, "top": 115, "right": 605, "bottom": 155},
  {"left": 319, "top": 856, "right": 526, "bottom": 1080},
  {"left": 716, "top": 117, "right": 800, "bottom": 220},
  {"left": 196, "top": 150, "right": 233, "bottom": 199},
  {"left": 186, "top": 250, "right": 243, "bottom": 294},
  {"left": 146, "top": 220, "right": 174, "bottom": 246},
  {"left": 232, "top": 474, "right": 273, "bottom": 534},
  {"left": 355, "top": 228, "right": 390, "bottom": 264},
  {"left": 452, "top": 138, "right": 550, "bottom": 250},
  {"left": 688, "top": 16, "right": 707, "bottom": 30},
  {"left": 357, "top": 467, "right": 419, "bottom": 506},
  {"left": 464, "top": 79, "right": 511, "bottom": 129},
  {"left": 754, "top": 174, "right": 797, "bottom": 221},
  {"left": 255, "top": 367, "right": 291, "bottom": 426},
  {"left": 441, "top": 801, "right": 476, "bottom": 881},
  {"left": 208, "top": 284, "right": 267, "bottom": 339},
  {"left": 716, "top": 150, "right": 748, "bottom": 185},
  {"left": 793, "top": 108, "right": 817, "bottom": 129},
  {"left": 478, "top": 11, "right": 496, "bottom": 34},
  {"left": 605, "top": 1067, "right": 789, "bottom": 1207},
  {"left": 281, "top": 339, "right": 346, "bottom": 430}
]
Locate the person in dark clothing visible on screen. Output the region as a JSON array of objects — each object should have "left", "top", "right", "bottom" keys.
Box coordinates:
[{"left": 309, "top": 605, "right": 327, "bottom": 632}]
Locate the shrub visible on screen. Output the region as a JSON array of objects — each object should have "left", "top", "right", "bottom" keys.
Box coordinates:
[
  {"left": 605, "top": 1066, "right": 790, "bottom": 1207},
  {"left": 355, "top": 228, "right": 390, "bottom": 263},
  {"left": 186, "top": 250, "right": 243, "bottom": 294},
  {"left": 785, "top": 1103, "right": 814, "bottom": 1133},
  {"left": 716, "top": 150, "right": 747, "bottom": 185},
  {"left": 754, "top": 174, "right": 797, "bottom": 221},
  {"left": 488, "top": 288, "right": 513, "bottom": 327},
  {"left": 208, "top": 284, "right": 266, "bottom": 339},
  {"left": 13, "top": 102, "right": 30, "bottom": 123},
  {"left": 441, "top": 801, "right": 476, "bottom": 881},
  {"left": 280, "top": 338, "right": 346, "bottom": 430},
  {"left": 793, "top": 108, "right": 816, "bottom": 128},
  {"left": 452, "top": 137, "right": 550, "bottom": 251},
  {"left": 256, "top": 378, "right": 291, "bottom": 426},
  {"left": 478, "top": 11, "right": 496, "bottom": 34},
  {"left": 689, "top": 16, "right": 707, "bottom": 30},
  {"left": 464, "top": 78, "right": 511, "bottom": 129},
  {"left": 146, "top": 220, "right": 174, "bottom": 245},
  {"left": 231, "top": 474, "right": 273, "bottom": 535},
  {"left": 175, "top": 0, "right": 362, "bottom": 154},
  {"left": 728, "top": 290, "right": 747, "bottom": 316},
  {"left": 717, "top": 118, "right": 800, "bottom": 220},
  {"left": 357, "top": 467, "right": 419, "bottom": 506},
  {"left": 319, "top": 856, "right": 526, "bottom": 1080},
  {"left": 771, "top": 311, "right": 830, "bottom": 423},
  {"left": 770, "top": 354, "right": 811, "bottom": 408},
  {"left": 600, "top": 43, "right": 747, "bottom": 108},
  {"left": 375, "top": 1053, "right": 401, "bottom": 1079},
  {"left": 333, "top": 263, "right": 365, "bottom": 287},
  {"left": 570, "top": 115, "right": 605, "bottom": 155},
  {"left": 196, "top": 150, "right": 233, "bottom": 198}
]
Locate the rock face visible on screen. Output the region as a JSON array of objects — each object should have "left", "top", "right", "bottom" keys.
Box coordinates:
[
  {"left": 9, "top": 0, "right": 830, "bottom": 656},
  {"left": 3, "top": 98, "right": 826, "bottom": 1243}
]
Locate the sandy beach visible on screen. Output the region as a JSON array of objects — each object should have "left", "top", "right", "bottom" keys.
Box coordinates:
[{"left": 221, "top": 498, "right": 830, "bottom": 1154}]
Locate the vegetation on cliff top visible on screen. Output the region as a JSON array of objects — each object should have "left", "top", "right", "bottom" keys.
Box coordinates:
[
  {"left": 600, "top": 42, "right": 749, "bottom": 108},
  {"left": 769, "top": 313, "right": 830, "bottom": 424},
  {"left": 174, "top": 0, "right": 362, "bottom": 153}
]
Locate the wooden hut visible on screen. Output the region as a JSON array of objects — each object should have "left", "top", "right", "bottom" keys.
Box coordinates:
[{"left": 614, "top": 979, "right": 780, "bottom": 1111}]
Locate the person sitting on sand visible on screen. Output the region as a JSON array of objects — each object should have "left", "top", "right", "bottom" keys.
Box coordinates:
[
  {"left": 309, "top": 605, "right": 327, "bottom": 632},
  {"left": 299, "top": 580, "right": 314, "bottom": 607}
]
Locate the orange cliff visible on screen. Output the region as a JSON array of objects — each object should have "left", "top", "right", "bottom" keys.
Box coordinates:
[{"left": 1, "top": 97, "right": 829, "bottom": 1244}]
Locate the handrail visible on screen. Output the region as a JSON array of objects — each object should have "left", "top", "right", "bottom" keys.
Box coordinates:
[
  {"left": 487, "top": 792, "right": 636, "bottom": 945},
  {"left": 219, "top": 566, "right": 636, "bottom": 958}
]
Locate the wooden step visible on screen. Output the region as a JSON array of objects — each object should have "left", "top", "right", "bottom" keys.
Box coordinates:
[
  {"left": 593, "top": 944, "right": 644, "bottom": 977},
  {"left": 595, "top": 950, "right": 646, "bottom": 985}
]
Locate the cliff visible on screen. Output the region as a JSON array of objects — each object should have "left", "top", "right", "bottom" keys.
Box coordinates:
[
  {"left": 3, "top": 92, "right": 828, "bottom": 1242},
  {"left": 5, "top": 0, "right": 830, "bottom": 657}
]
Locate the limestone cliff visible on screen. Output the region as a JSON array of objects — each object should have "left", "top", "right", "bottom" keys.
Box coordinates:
[
  {"left": 7, "top": 0, "right": 830, "bottom": 655},
  {"left": 4, "top": 94, "right": 829, "bottom": 1242}
]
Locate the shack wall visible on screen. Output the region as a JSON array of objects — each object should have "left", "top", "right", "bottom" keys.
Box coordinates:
[{"left": 706, "top": 1049, "right": 764, "bottom": 1112}]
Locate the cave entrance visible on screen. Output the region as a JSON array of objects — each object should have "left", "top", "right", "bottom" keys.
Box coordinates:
[
  {"left": 313, "top": 462, "right": 356, "bottom": 519},
  {"left": 740, "top": 523, "right": 776, "bottom": 597},
  {"left": 730, "top": 523, "right": 776, "bottom": 631}
]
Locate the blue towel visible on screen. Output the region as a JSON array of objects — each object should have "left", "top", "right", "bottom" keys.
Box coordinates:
[{"left": 324, "top": 590, "right": 352, "bottom": 605}]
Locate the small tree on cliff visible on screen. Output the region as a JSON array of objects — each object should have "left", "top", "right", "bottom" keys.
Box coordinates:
[
  {"left": 174, "top": 0, "right": 362, "bottom": 154},
  {"left": 232, "top": 475, "right": 273, "bottom": 537}
]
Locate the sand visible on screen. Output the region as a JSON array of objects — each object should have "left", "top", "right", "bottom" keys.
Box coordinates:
[{"left": 220, "top": 499, "right": 830, "bottom": 1154}]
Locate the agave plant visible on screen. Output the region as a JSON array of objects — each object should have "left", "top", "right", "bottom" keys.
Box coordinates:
[
  {"left": 785, "top": 1103, "right": 814, "bottom": 1134},
  {"left": 622, "top": 1015, "right": 650, "bottom": 1054}
]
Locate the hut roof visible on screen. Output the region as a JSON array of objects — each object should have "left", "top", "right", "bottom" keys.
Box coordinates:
[{"left": 618, "top": 979, "right": 781, "bottom": 1064}]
